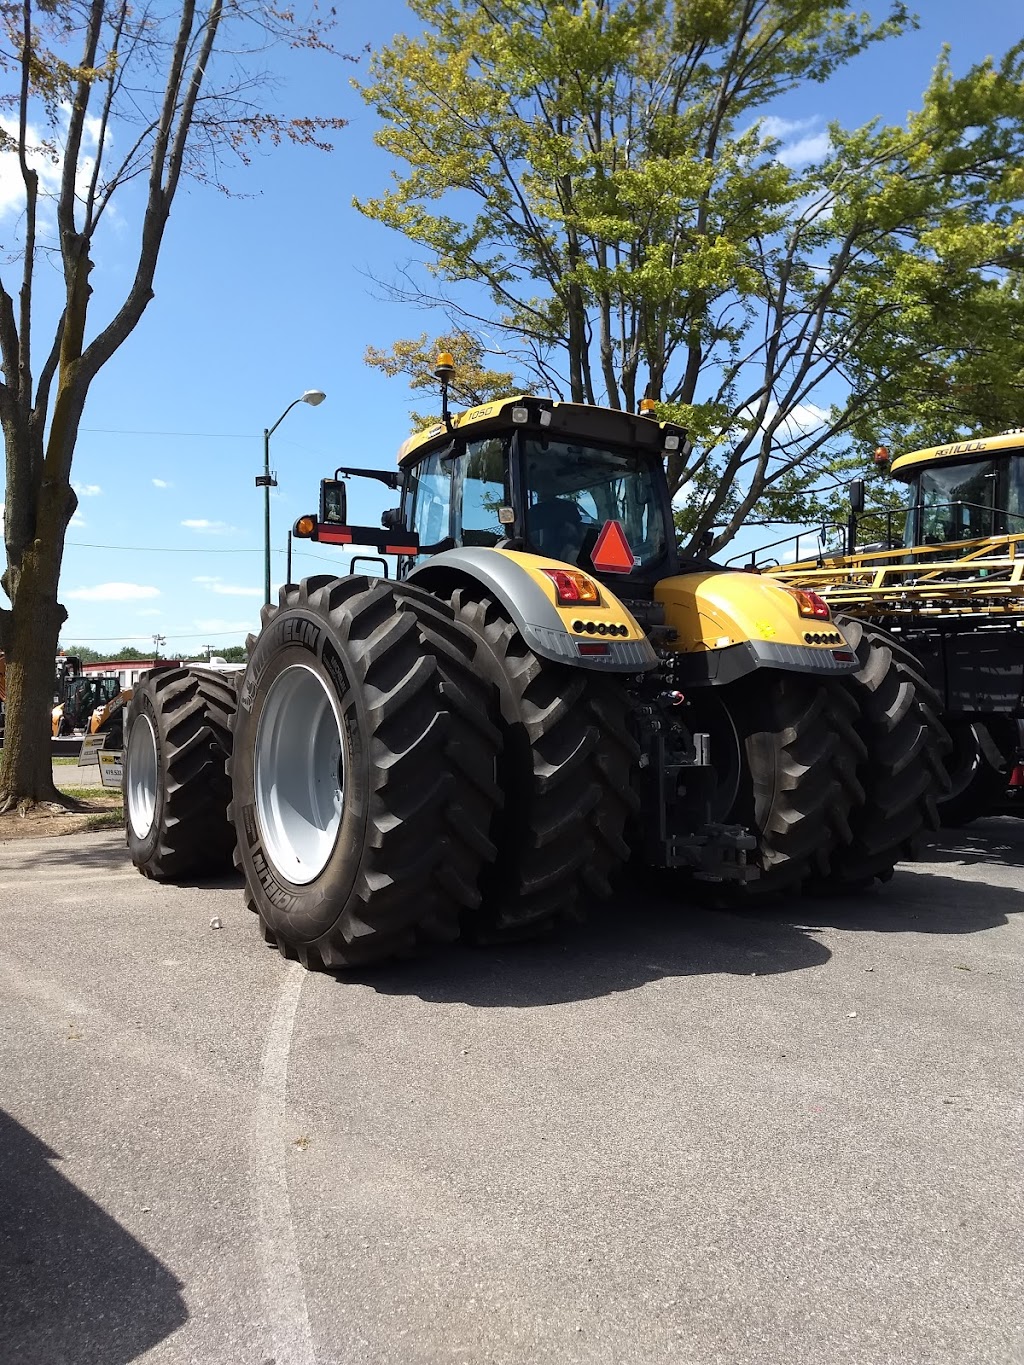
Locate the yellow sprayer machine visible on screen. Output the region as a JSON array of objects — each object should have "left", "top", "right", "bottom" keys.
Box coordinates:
[
  {"left": 766, "top": 430, "right": 1024, "bottom": 824},
  {"left": 120, "top": 372, "right": 949, "bottom": 970}
]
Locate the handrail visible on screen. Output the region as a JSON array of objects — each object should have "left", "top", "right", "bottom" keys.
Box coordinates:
[
  {"left": 766, "top": 530, "right": 1024, "bottom": 615},
  {"left": 724, "top": 523, "right": 846, "bottom": 568}
]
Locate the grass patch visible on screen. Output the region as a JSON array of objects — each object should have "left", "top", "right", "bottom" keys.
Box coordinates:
[
  {"left": 56, "top": 785, "right": 121, "bottom": 801},
  {"left": 53, "top": 757, "right": 80, "bottom": 766},
  {"left": 83, "top": 808, "right": 124, "bottom": 831}
]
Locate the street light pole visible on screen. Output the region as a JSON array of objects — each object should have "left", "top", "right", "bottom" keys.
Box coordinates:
[{"left": 258, "top": 389, "right": 326, "bottom": 606}]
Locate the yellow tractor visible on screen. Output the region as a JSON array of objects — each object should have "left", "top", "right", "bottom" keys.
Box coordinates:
[
  {"left": 122, "top": 379, "right": 948, "bottom": 969},
  {"left": 766, "top": 429, "right": 1024, "bottom": 825}
]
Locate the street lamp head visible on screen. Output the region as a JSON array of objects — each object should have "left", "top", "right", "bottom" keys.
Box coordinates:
[{"left": 301, "top": 389, "right": 326, "bottom": 407}]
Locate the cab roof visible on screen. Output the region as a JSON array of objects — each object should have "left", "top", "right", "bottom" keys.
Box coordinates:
[
  {"left": 396, "top": 394, "right": 687, "bottom": 466},
  {"left": 891, "top": 429, "right": 1024, "bottom": 480}
]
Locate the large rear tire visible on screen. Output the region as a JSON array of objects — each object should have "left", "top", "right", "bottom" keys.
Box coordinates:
[
  {"left": 447, "top": 589, "right": 637, "bottom": 939},
  {"left": 230, "top": 576, "right": 501, "bottom": 970},
  {"left": 691, "top": 672, "right": 863, "bottom": 895},
  {"left": 124, "top": 667, "right": 237, "bottom": 880},
  {"left": 822, "top": 616, "right": 950, "bottom": 883},
  {"left": 937, "top": 719, "right": 1008, "bottom": 827}
]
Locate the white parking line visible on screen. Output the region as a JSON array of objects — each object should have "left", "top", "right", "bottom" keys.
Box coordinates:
[{"left": 250, "top": 960, "right": 316, "bottom": 1365}]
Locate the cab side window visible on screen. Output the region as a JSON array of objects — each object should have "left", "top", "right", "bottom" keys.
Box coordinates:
[
  {"left": 406, "top": 452, "right": 451, "bottom": 557},
  {"left": 455, "top": 438, "right": 506, "bottom": 548}
]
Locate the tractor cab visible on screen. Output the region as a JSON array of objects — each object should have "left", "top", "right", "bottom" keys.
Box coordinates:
[
  {"left": 294, "top": 393, "right": 688, "bottom": 599},
  {"left": 891, "top": 430, "right": 1024, "bottom": 547},
  {"left": 398, "top": 396, "right": 682, "bottom": 591}
]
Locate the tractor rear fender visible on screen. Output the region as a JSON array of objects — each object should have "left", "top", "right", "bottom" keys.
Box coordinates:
[
  {"left": 655, "top": 569, "right": 860, "bottom": 686},
  {"left": 408, "top": 547, "right": 658, "bottom": 673}
]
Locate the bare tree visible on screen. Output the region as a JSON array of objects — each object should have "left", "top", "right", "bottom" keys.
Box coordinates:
[{"left": 0, "top": 0, "right": 345, "bottom": 809}]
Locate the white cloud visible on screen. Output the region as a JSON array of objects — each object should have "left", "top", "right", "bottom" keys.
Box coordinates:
[
  {"left": 758, "top": 115, "right": 819, "bottom": 141},
  {"left": 193, "top": 574, "right": 261, "bottom": 597},
  {"left": 194, "top": 617, "right": 256, "bottom": 634},
  {"left": 0, "top": 110, "right": 112, "bottom": 228},
  {"left": 181, "top": 519, "right": 236, "bottom": 534},
  {"left": 152, "top": 478, "right": 172, "bottom": 489},
  {"left": 73, "top": 482, "right": 102, "bottom": 497},
  {"left": 737, "top": 400, "right": 830, "bottom": 443},
  {"left": 69, "top": 512, "right": 87, "bottom": 528},
  {"left": 66, "top": 582, "right": 160, "bottom": 602},
  {"left": 752, "top": 115, "right": 831, "bottom": 169},
  {"left": 778, "top": 132, "right": 831, "bottom": 168}
]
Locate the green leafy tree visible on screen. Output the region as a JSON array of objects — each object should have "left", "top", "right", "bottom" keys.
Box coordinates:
[
  {"left": 365, "top": 332, "right": 517, "bottom": 428},
  {"left": 0, "top": 1, "right": 346, "bottom": 810},
  {"left": 356, "top": 0, "right": 1024, "bottom": 549}
]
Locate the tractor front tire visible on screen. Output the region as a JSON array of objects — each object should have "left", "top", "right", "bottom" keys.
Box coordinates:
[
  {"left": 446, "top": 589, "right": 637, "bottom": 939},
  {"left": 124, "top": 667, "right": 238, "bottom": 880},
  {"left": 230, "top": 576, "right": 501, "bottom": 970},
  {"left": 822, "top": 616, "right": 950, "bottom": 884}
]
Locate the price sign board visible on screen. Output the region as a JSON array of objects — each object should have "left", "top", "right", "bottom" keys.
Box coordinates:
[{"left": 98, "top": 751, "right": 123, "bottom": 789}]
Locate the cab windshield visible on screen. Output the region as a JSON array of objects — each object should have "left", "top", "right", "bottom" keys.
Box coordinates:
[
  {"left": 905, "top": 455, "right": 1024, "bottom": 546},
  {"left": 523, "top": 438, "right": 668, "bottom": 571}
]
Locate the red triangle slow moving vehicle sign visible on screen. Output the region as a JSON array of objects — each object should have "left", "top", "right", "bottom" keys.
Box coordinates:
[{"left": 590, "top": 519, "right": 636, "bottom": 574}]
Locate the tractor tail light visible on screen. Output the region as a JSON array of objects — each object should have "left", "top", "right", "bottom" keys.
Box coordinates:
[
  {"left": 1010, "top": 764, "right": 1024, "bottom": 788},
  {"left": 541, "top": 568, "right": 601, "bottom": 606},
  {"left": 789, "top": 588, "right": 831, "bottom": 621}
]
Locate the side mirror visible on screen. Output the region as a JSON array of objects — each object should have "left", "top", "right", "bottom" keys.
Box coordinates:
[
  {"left": 319, "top": 478, "right": 348, "bottom": 525},
  {"left": 849, "top": 479, "right": 866, "bottom": 515}
]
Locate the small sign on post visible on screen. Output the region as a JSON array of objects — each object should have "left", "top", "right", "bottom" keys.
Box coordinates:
[
  {"left": 98, "top": 751, "right": 123, "bottom": 789},
  {"left": 78, "top": 734, "right": 105, "bottom": 767}
]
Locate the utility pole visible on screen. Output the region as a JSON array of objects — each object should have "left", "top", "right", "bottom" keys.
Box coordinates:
[
  {"left": 152, "top": 633, "right": 166, "bottom": 660},
  {"left": 258, "top": 390, "right": 326, "bottom": 606}
]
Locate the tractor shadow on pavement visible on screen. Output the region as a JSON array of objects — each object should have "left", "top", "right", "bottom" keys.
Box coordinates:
[
  {"left": 359, "top": 848, "right": 1024, "bottom": 1007},
  {"left": 0, "top": 1108, "right": 188, "bottom": 1364},
  {"left": 767, "top": 865, "right": 1024, "bottom": 938},
  {"left": 921, "top": 816, "right": 1024, "bottom": 871},
  {"left": 354, "top": 888, "right": 833, "bottom": 1009}
]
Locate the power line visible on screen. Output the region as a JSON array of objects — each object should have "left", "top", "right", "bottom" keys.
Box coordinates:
[
  {"left": 65, "top": 540, "right": 351, "bottom": 566},
  {"left": 61, "top": 629, "right": 258, "bottom": 643},
  {"left": 67, "top": 540, "right": 263, "bottom": 552},
  {"left": 80, "top": 427, "right": 254, "bottom": 439}
]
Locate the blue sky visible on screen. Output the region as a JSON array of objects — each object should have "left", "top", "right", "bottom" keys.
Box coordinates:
[{"left": 2, "top": 0, "right": 1021, "bottom": 655}]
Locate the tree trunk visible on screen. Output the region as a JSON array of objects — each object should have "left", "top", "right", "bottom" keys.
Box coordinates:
[
  {"left": 0, "top": 568, "right": 66, "bottom": 809},
  {"left": 0, "top": 470, "right": 72, "bottom": 809}
]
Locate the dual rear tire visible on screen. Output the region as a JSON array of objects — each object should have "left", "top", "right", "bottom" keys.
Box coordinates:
[
  {"left": 124, "top": 577, "right": 503, "bottom": 969},
  {"left": 690, "top": 615, "right": 949, "bottom": 894}
]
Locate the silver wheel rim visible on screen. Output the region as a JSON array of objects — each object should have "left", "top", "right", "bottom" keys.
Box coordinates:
[
  {"left": 254, "top": 663, "right": 344, "bottom": 885},
  {"left": 126, "top": 714, "right": 158, "bottom": 839}
]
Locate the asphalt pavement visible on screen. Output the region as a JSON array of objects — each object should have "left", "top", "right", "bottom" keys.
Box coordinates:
[{"left": 0, "top": 821, "right": 1022, "bottom": 1365}]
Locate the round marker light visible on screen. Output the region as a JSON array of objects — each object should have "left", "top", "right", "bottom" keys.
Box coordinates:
[
  {"left": 511, "top": 405, "right": 529, "bottom": 424},
  {"left": 295, "top": 515, "right": 316, "bottom": 537}
]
